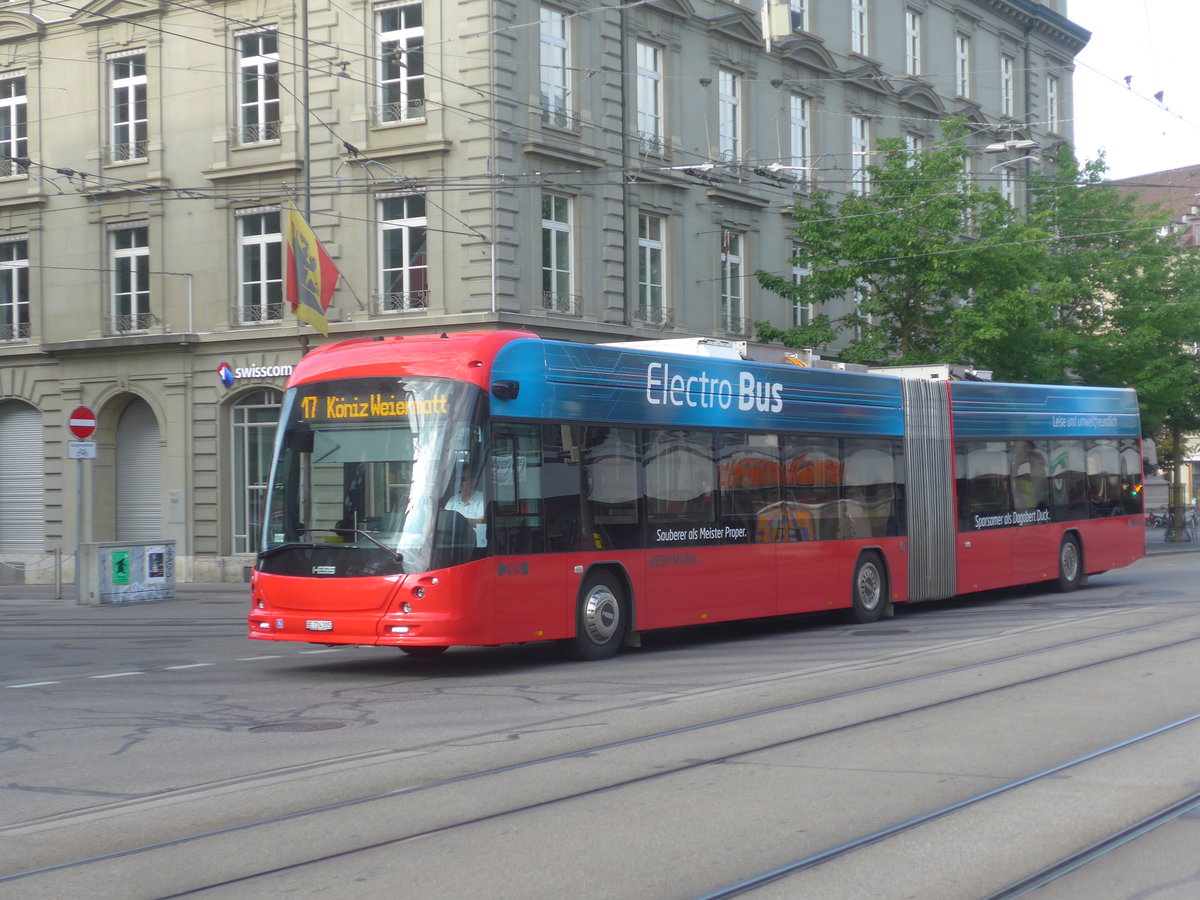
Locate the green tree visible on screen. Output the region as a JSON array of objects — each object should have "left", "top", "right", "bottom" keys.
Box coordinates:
[
  {"left": 1022, "top": 150, "right": 1200, "bottom": 434},
  {"left": 756, "top": 117, "right": 1039, "bottom": 365}
]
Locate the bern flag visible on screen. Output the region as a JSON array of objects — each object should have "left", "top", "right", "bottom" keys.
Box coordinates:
[{"left": 284, "top": 200, "right": 340, "bottom": 336}]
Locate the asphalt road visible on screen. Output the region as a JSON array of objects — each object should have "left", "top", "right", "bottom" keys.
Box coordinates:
[{"left": 3, "top": 550, "right": 1200, "bottom": 899}]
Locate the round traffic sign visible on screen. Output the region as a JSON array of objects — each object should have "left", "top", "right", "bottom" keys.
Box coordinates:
[{"left": 68, "top": 406, "right": 96, "bottom": 440}]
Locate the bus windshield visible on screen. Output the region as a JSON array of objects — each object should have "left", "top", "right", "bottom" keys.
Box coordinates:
[{"left": 259, "top": 376, "right": 487, "bottom": 576}]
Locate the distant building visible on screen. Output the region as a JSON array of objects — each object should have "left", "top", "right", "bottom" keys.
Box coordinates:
[
  {"left": 0, "top": 0, "right": 1089, "bottom": 582},
  {"left": 1113, "top": 164, "right": 1200, "bottom": 249}
]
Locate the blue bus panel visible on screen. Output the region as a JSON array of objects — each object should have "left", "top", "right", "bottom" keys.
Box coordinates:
[
  {"left": 949, "top": 381, "right": 1141, "bottom": 439},
  {"left": 489, "top": 339, "right": 906, "bottom": 437}
]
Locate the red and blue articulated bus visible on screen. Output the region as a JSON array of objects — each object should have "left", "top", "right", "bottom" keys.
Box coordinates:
[{"left": 248, "top": 330, "right": 1145, "bottom": 660}]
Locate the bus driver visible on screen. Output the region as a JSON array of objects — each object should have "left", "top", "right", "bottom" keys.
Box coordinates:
[{"left": 444, "top": 472, "right": 486, "bottom": 547}]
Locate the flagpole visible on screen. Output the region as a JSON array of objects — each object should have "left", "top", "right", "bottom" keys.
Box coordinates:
[
  {"left": 300, "top": 0, "right": 311, "bottom": 219},
  {"left": 299, "top": 0, "right": 311, "bottom": 355}
]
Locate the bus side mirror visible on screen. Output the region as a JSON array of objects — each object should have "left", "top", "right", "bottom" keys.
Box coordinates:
[{"left": 491, "top": 380, "right": 520, "bottom": 400}]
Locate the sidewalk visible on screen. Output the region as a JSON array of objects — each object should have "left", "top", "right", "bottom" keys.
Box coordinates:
[{"left": 0, "top": 580, "right": 250, "bottom": 604}]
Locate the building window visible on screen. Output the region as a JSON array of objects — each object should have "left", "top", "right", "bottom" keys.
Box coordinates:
[
  {"left": 1046, "top": 74, "right": 1060, "bottom": 133},
  {"left": 789, "top": 0, "right": 808, "bottom": 32},
  {"left": 789, "top": 94, "right": 810, "bottom": 181},
  {"left": 109, "top": 52, "right": 148, "bottom": 163},
  {"left": 111, "top": 224, "right": 150, "bottom": 332},
  {"left": 850, "top": 115, "right": 869, "bottom": 193},
  {"left": 232, "top": 389, "right": 283, "bottom": 555},
  {"left": 955, "top": 34, "right": 971, "bottom": 98},
  {"left": 998, "top": 167, "right": 1015, "bottom": 206},
  {"left": 0, "top": 75, "right": 27, "bottom": 178},
  {"left": 717, "top": 68, "right": 740, "bottom": 161},
  {"left": 236, "top": 30, "right": 279, "bottom": 143},
  {"left": 0, "top": 238, "right": 28, "bottom": 341},
  {"left": 379, "top": 194, "right": 428, "bottom": 312},
  {"left": 378, "top": 2, "right": 424, "bottom": 124},
  {"left": 1000, "top": 54, "right": 1015, "bottom": 118},
  {"left": 539, "top": 6, "right": 571, "bottom": 128},
  {"left": 904, "top": 11, "right": 921, "bottom": 76},
  {"left": 541, "top": 193, "right": 574, "bottom": 313},
  {"left": 791, "top": 248, "right": 810, "bottom": 328},
  {"left": 238, "top": 210, "right": 282, "bottom": 323},
  {"left": 851, "top": 0, "right": 869, "bottom": 56},
  {"left": 635, "top": 42, "right": 664, "bottom": 155},
  {"left": 637, "top": 213, "right": 666, "bottom": 326},
  {"left": 905, "top": 132, "right": 922, "bottom": 167},
  {"left": 719, "top": 230, "right": 744, "bottom": 334}
]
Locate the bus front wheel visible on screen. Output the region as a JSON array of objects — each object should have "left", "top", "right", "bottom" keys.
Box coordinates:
[
  {"left": 851, "top": 553, "right": 887, "bottom": 624},
  {"left": 1057, "top": 535, "right": 1084, "bottom": 592},
  {"left": 570, "top": 572, "right": 627, "bottom": 661}
]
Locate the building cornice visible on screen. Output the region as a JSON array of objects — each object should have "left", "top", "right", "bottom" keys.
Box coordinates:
[{"left": 969, "top": 0, "right": 1090, "bottom": 55}]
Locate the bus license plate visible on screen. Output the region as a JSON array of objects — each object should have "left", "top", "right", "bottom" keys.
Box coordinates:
[{"left": 305, "top": 620, "right": 334, "bottom": 632}]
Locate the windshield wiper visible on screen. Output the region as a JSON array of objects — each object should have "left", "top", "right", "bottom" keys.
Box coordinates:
[
  {"left": 296, "top": 527, "right": 402, "bottom": 561},
  {"left": 257, "top": 541, "right": 315, "bottom": 561}
]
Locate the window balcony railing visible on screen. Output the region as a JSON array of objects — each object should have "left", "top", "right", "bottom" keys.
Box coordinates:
[
  {"left": 721, "top": 314, "right": 751, "bottom": 337},
  {"left": 235, "top": 121, "right": 281, "bottom": 145},
  {"left": 634, "top": 304, "right": 673, "bottom": 328},
  {"left": 635, "top": 132, "right": 672, "bottom": 159},
  {"left": 542, "top": 291, "right": 582, "bottom": 317},
  {"left": 103, "top": 311, "right": 157, "bottom": 335},
  {"left": 0, "top": 156, "right": 28, "bottom": 178},
  {"left": 373, "top": 290, "right": 429, "bottom": 314},
  {"left": 0, "top": 320, "right": 29, "bottom": 341},
  {"left": 106, "top": 141, "right": 149, "bottom": 164},
  {"left": 237, "top": 302, "right": 283, "bottom": 325},
  {"left": 377, "top": 99, "right": 426, "bottom": 125},
  {"left": 540, "top": 105, "right": 580, "bottom": 133}
]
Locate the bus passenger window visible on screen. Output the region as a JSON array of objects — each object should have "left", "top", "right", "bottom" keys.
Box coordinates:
[
  {"left": 582, "top": 427, "right": 641, "bottom": 550},
  {"left": 782, "top": 436, "right": 840, "bottom": 540},
  {"left": 718, "top": 433, "right": 780, "bottom": 544},
  {"left": 489, "top": 424, "right": 581, "bottom": 555},
  {"left": 842, "top": 439, "right": 898, "bottom": 539},
  {"left": 958, "top": 441, "right": 1010, "bottom": 530},
  {"left": 1086, "top": 439, "right": 1122, "bottom": 518},
  {"left": 644, "top": 430, "right": 716, "bottom": 533},
  {"left": 1120, "top": 439, "right": 1143, "bottom": 516},
  {"left": 1049, "top": 439, "right": 1087, "bottom": 522},
  {"left": 1011, "top": 440, "right": 1049, "bottom": 514}
]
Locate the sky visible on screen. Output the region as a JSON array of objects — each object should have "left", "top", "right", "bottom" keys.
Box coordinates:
[{"left": 1070, "top": 0, "right": 1200, "bottom": 181}]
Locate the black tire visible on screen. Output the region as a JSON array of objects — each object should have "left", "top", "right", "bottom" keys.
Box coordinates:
[
  {"left": 1057, "top": 534, "right": 1083, "bottom": 592},
  {"left": 400, "top": 645, "right": 448, "bottom": 657},
  {"left": 851, "top": 553, "right": 887, "bottom": 624},
  {"left": 570, "top": 571, "right": 627, "bottom": 661}
]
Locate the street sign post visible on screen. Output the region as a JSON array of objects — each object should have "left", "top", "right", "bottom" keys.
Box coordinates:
[{"left": 68, "top": 406, "right": 97, "bottom": 604}]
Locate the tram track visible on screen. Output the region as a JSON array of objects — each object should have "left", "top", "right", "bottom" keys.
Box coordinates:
[{"left": 6, "top": 609, "right": 1200, "bottom": 897}]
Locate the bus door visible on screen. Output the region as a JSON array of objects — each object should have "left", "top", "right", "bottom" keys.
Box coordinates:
[
  {"left": 487, "top": 424, "right": 574, "bottom": 644},
  {"left": 955, "top": 441, "right": 1014, "bottom": 593}
]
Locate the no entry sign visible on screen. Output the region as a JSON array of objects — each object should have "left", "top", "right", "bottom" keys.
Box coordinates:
[{"left": 68, "top": 406, "right": 97, "bottom": 440}]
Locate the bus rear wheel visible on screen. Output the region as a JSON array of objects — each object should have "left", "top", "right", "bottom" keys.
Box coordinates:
[
  {"left": 851, "top": 553, "right": 887, "bottom": 624},
  {"left": 570, "top": 572, "right": 627, "bottom": 661},
  {"left": 1057, "top": 535, "right": 1083, "bottom": 592}
]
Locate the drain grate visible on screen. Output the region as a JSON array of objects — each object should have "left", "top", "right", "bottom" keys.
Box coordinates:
[{"left": 249, "top": 721, "right": 346, "bottom": 733}]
